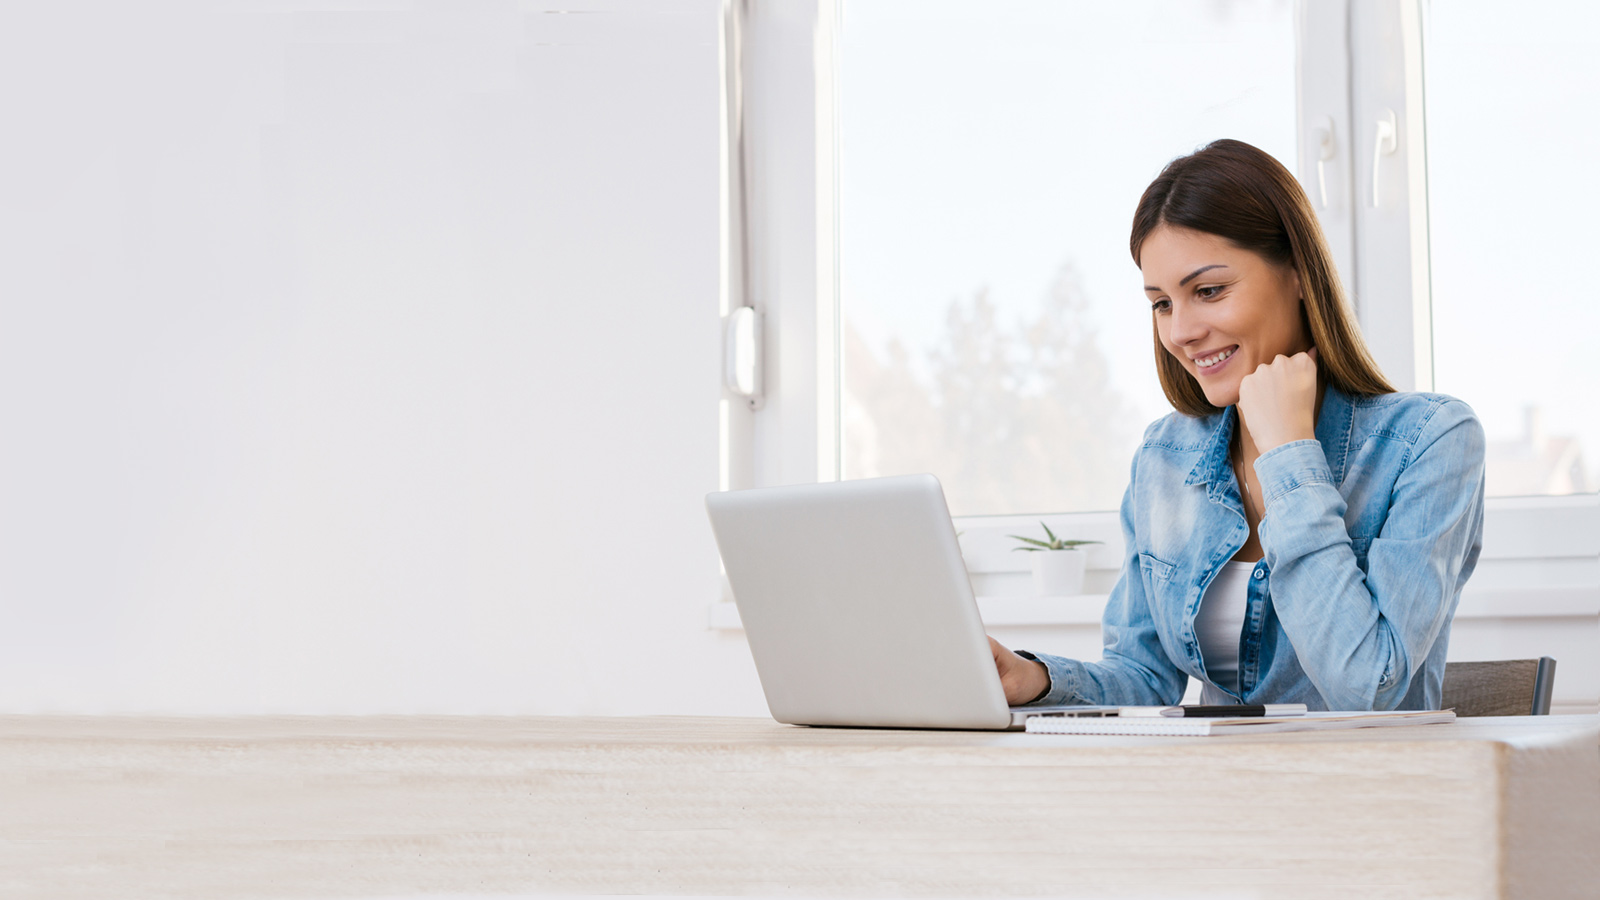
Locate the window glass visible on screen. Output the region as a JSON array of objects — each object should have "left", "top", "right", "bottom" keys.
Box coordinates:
[
  {"left": 1425, "top": 0, "right": 1600, "bottom": 496},
  {"left": 838, "top": 0, "right": 1297, "bottom": 516}
]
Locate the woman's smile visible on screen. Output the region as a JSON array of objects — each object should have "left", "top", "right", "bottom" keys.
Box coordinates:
[{"left": 1192, "top": 345, "right": 1239, "bottom": 373}]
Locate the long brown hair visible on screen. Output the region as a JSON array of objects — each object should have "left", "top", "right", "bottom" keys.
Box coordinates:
[{"left": 1129, "top": 139, "right": 1394, "bottom": 417}]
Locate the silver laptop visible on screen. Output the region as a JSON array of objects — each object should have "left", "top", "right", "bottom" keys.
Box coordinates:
[{"left": 705, "top": 473, "right": 1082, "bottom": 730}]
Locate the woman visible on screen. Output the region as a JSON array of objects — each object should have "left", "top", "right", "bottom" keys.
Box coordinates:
[{"left": 990, "top": 139, "right": 1486, "bottom": 711}]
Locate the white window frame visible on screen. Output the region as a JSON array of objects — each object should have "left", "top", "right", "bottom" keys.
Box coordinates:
[
  {"left": 717, "top": 0, "right": 1599, "bottom": 707},
  {"left": 720, "top": 0, "right": 839, "bottom": 496}
]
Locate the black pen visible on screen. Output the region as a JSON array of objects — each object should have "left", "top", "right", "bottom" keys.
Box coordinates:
[{"left": 1159, "top": 703, "right": 1307, "bottom": 718}]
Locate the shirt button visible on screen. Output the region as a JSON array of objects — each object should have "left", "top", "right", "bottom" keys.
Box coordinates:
[{"left": 1253, "top": 570, "right": 1265, "bottom": 580}]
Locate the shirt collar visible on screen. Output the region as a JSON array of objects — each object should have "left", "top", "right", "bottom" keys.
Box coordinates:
[{"left": 1184, "top": 405, "right": 1239, "bottom": 490}]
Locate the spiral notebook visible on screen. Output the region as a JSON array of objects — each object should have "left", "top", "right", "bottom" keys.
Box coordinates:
[{"left": 1024, "top": 709, "right": 1456, "bottom": 736}]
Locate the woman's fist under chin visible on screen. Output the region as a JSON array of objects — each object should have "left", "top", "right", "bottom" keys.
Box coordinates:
[{"left": 1237, "top": 345, "right": 1319, "bottom": 452}]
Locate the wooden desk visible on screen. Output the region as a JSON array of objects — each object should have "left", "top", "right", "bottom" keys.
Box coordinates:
[{"left": 3, "top": 715, "right": 1596, "bottom": 899}]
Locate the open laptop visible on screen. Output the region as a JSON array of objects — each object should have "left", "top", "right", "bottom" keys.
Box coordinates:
[{"left": 705, "top": 473, "right": 1087, "bottom": 730}]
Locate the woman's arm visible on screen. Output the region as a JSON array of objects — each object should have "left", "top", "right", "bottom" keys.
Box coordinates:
[
  {"left": 1007, "top": 453, "right": 1190, "bottom": 707},
  {"left": 1255, "top": 398, "right": 1486, "bottom": 710}
]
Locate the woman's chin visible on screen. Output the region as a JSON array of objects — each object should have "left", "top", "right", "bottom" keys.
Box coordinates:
[{"left": 1201, "top": 386, "right": 1242, "bottom": 409}]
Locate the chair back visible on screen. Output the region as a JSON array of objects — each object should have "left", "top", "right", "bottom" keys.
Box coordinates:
[{"left": 1441, "top": 657, "right": 1557, "bottom": 717}]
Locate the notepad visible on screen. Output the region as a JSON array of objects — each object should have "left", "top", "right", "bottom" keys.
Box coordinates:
[{"left": 1023, "top": 709, "right": 1456, "bottom": 736}]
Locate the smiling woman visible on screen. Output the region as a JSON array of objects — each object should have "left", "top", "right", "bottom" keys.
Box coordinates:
[{"left": 989, "top": 140, "right": 1489, "bottom": 712}]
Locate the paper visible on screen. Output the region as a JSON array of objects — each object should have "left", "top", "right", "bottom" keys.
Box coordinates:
[{"left": 1024, "top": 709, "right": 1457, "bottom": 736}]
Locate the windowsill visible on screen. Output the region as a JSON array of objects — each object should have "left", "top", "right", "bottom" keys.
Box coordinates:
[{"left": 707, "top": 585, "right": 1600, "bottom": 632}]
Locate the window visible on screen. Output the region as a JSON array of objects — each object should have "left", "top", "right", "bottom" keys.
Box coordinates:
[
  {"left": 837, "top": 0, "right": 1297, "bottom": 516},
  {"left": 1423, "top": 0, "right": 1600, "bottom": 496}
]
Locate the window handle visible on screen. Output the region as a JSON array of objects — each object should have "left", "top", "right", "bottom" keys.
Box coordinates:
[
  {"left": 1371, "top": 108, "right": 1397, "bottom": 207},
  {"left": 1313, "top": 116, "right": 1336, "bottom": 209},
  {"left": 724, "top": 305, "right": 763, "bottom": 406}
]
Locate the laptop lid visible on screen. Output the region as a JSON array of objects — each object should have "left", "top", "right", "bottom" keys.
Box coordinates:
[{"left": 705, "top": 474, "right": 1013, "bottom": 730}]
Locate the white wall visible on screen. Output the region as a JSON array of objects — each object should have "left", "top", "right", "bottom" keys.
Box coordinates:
[{"left": 0, "top": 1, "right": 768, "bottom": 715}]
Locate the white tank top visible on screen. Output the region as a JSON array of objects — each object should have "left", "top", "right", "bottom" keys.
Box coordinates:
[{"left": 1195, "top": 560, "right": 1255, "bottom": 695}]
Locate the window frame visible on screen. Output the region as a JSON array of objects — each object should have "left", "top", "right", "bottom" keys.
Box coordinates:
[{"left": 720, "top": 0, "right": 840, "bottom": 495}]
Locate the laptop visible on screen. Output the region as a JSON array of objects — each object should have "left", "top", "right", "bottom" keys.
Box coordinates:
[{"left": 705, "top": 473, "right": 1087, "bottom": 730}]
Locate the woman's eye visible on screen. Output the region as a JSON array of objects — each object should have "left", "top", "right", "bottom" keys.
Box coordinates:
[
  {"left": 1150, "top": 299, "right": 1170, "bottom": 313},
  {"left": 1196, "top": 285, "right": 1223, "bottom": 299}
]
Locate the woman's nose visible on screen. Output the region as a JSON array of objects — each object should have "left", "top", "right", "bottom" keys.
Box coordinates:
[{"left": 1168, "top": 301, "right": 1205, "bottom": 346}]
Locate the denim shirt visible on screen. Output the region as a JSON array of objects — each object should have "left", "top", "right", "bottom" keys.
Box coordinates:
[{"left": 1024, "top": 383, "right": 1486, "bottom": 711}]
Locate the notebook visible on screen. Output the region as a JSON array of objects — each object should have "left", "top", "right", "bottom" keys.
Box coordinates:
[{"left": 1024, "top": 709, "right": 1457, "bottom": 736}]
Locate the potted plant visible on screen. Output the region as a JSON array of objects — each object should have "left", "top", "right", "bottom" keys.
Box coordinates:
[{"left": 1010, "top": 522, "right": 1101, "bottom": 597}]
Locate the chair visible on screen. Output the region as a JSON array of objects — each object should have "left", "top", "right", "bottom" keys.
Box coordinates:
[{"left": 1441, "top": 657, "right": 1557, "bottom": 717}]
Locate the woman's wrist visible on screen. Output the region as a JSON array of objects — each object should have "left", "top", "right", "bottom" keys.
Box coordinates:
[
  {"left": 1013, "top": 650, "right": 1053, "bottom": 704},
  {"left": 1026, "top": 660, "right": 1052, "bottom": 703},
  {"left": 1249, "top": 426, "right": 1317, "bottom": 456}
]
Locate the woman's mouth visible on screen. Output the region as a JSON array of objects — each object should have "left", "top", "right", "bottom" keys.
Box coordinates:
[{"left": 1194, "top": 346, "right": 1238, "bottom": 374}]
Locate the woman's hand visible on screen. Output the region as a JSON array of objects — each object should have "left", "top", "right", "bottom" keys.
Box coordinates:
[
  {"left": 989, "top": 636, "right": 1050, "bottom": 705},
  {"left": 1237, "top": 345, "right": 1319, "bottom": 453}
]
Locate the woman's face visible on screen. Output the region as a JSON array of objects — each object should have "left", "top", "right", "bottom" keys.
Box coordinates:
[{"left": 1140, "top": 224, "right": 1310, "bottom": 409}]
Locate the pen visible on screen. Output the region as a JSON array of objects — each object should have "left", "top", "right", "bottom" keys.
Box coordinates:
[{"left": 1159, "top": 703, "right": 1307, "bottom": 718}]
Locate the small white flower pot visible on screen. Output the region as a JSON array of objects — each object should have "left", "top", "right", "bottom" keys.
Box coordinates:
[{"left": 1031, "top": 549, "right": 1087, "bottom": 597}]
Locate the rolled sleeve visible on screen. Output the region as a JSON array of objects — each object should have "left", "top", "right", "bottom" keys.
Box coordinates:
[{"left": 1255, "top": 439, "right": 1338, "bottom": 510}]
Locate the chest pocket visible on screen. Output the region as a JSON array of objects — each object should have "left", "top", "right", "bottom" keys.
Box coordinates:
[{"left": 1139, "top": 552, "right": 1176, "bottom": 582}]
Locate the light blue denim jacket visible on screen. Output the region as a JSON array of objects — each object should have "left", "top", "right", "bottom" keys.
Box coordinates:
[{"left": 1024, "top": 383, "right": 1486, "bottom": 711}]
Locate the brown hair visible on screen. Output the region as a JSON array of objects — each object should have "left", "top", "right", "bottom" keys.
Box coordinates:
[{"left": 1129, "top": 139, "right": 1394, "bottom": 417}]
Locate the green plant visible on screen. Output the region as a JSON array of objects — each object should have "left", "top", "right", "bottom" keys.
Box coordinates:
[{"left": 1009, "top": 522, "right": 1102, "bottom": 552}]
